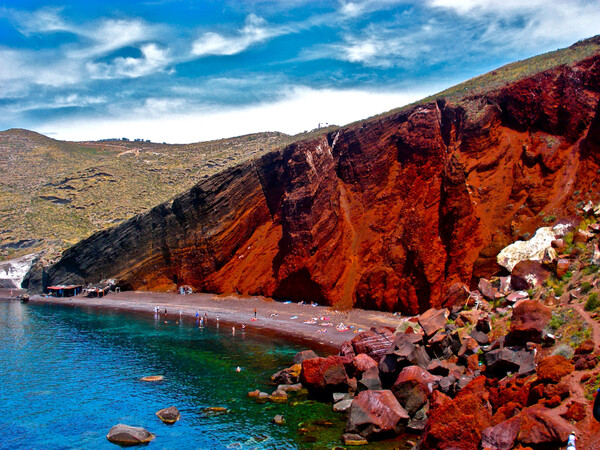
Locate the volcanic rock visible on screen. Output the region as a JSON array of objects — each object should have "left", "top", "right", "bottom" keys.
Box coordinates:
[
  {"left": 300, "top": 356, "right": 348, "bottom": 398},
  {"left": 156, "top": 406, "right": 180, "bottom": 424},
  {"left": 352, "top": 353, "right": 378, "bottom": 374},
  {"left": 345, "top": 390, "right": 409, "bottom": 440},
  {"left": 350, "top": 328, "right": 394, "bottom": 362},
  {"left": 293, "top": 350, "right": 319, "bottom": 364},
  {"left": 333, "top": 398, "right": 354, "bottom": 413},
  {"left": 271, "top": 364, "right": 302, "bottom": 385},
  {"left": 484, "top": 348, "right": 536, "bottom": 377},
  {"left": 272, "top": 414, "right": 285, "bottom": 425},
  {"left": 478, "top": 278, "right": 497, "bottom": 301},
  {"left": 497, "top": 227, "right": 556, "bottom": 272},
  {"left": 42, "top": 51, "right": 600, "bottom": 316},
  {"left": 392, "top": 365, "right": 440, "bottom": 416},
  {"left": 556, "top": 258, "right": 570, "bottom": 278},
  {"left": 511, "top": 260, "right": 552, "bottom": 290},
  {"left": 418, "top": 376, "right": 492, "bottom": 450},
  {"left": 357, "top": 366, "right": 382, "bottom": 392},
  {"left": 536, "top": 355, "right": 574, "bottom": 383},
  {"left": 106, "top": 424, "right": 154, "bottom": 446},
  {"left": 418, "top": 308, "right": 449, "bottom": 338},
  {"left": 506, "top": 300, "right": 551, "bottom": 344}
]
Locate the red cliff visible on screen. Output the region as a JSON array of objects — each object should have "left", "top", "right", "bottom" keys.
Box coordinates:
[{"left": 44, "top": 53, "right": 600, "bottom": 314}]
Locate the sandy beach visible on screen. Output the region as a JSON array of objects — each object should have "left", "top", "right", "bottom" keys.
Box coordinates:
[{"left": 0, "top": 289, "right": 405, "bottom": 353}]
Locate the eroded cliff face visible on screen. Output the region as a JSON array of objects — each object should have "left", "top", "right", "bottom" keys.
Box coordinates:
[{"left": 43, "top": 55, "right": 600, "bottom": 314}]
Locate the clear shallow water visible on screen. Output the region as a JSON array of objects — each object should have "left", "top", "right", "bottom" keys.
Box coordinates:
[{"left": 0, "top": 300, "right": 409, "bottom": 449}]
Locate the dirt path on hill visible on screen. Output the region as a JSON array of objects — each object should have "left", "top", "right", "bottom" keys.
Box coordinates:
[{"left": 562, "top": 300, "right": 600, "bottom": 448}]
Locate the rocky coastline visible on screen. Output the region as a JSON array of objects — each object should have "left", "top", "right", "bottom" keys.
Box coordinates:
[{"left": 248, "top": 205, "right": 600, "bottom": 449}]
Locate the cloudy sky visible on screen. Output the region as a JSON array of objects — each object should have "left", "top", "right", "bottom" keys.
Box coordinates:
[{"left": 0, "top": 0, "right": 598, "bottom": 143}]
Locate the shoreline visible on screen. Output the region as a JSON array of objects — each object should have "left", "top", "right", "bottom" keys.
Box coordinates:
[{"left": 0, "top": 289, "right": 404, "bottom": 353}]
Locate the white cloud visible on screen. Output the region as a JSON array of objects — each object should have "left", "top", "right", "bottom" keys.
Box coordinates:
[
  {"left": 38, "top": 86, "right": 435, "bottom": 143},
  {"left": 191, "top": 14, "right": 287, "bottom": 57},
  {"left": 87, "top": 43, "right": 171, "bottom": 79}
]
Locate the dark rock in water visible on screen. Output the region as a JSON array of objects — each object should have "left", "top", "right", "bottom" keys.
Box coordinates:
[
  {"left": 484, "top": 348, "right": 535, "bottom": 377},
  {"left": 272, "top": 414, "right": 285, "bottom": 425},
  {"left": 156, "top": 406, "right": 180, "bottom": 424},
  {"left": 300, "top": 356, "right": 348, "bottom": 399},
  {"left": 271, "top": 364, "right": 301, "bottom": 385},
  {"left": 294, "top": 350, "right": 318, "bottom": 364},
  {"left": 345, "top": 390, "right": 409, "bottom": 440},
  {"left": 106, "top": 424, "right": 154, "bottom": 446},
  {"left": 506, "top": 300, "right": 551, "bottom": 345},
  {"left": 342, "top": 433, "right": 368, "bottom": 445},
  {"left": 357, "top": 366, "right": 382, "bottom": 392},
  {"left": 418, "top": 308, "right": 449, "bottom": 338},
  {"left": 270, "top": 389, "right": 288, "bottom": 403}
]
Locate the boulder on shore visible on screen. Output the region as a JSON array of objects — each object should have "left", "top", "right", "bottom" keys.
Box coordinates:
[
  {"left": 418, "top": 308, "right": 449, "bottom": 338},
  {"left": 345, "top": 390, "right": 409, "bottom": 441},
  {"left": 300, "top": 356, "right": 348, "bottom": 399},
  {"left": 106, "top": 424, "right": 154, "bottom": 446}
]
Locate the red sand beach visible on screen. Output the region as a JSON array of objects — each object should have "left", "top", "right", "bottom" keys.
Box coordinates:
[{"left": 0, "top": 289, "right": 404, "bottom": 351}]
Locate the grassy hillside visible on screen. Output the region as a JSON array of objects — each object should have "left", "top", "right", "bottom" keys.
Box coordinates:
[{"left": 0, "top": 129, "right": 308, "bottom": 263}]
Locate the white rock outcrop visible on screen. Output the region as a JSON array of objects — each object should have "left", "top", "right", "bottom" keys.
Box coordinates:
[
  {"left": 0, "top": 253, "right": 38, "bottom": 289},
  {"left": 497, "top": 227, "right": 557, "bottom": 272}
]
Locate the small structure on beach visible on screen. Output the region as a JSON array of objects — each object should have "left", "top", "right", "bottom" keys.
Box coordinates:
[
  {"left": 47, "top": 285, "right": 83, "bottom": 297},
  {"left": 83, "top": 286, "right": 111, "bottom": 298}
]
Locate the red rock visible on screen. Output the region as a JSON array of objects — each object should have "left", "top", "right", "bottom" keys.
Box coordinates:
[
  {"left": 418, "top": 308, "right": 449, "bottom": 338},
  {"left": 507, "top": 300, "right": 551, "bottom": 344},
  {"left": 560, "top": 401, "right": 587, "bottom": 422},
  {"left": 481, "top": 415, "right": 521, "bottom": 450},
  {"left": 536, "top": 355, "right": 574, "bottom": 384},
  {"left": 418, "top": 376, "right": 492, "bottom": 450},
  {"left": 575, "top": 339, "right": 595, "bottom": 354},
  {"left": 300, "top": 356, "right": 348, "bottom": 398},
  {"left": 492, "top": 401, "right": 522, "bottom": 425},
  {"left": 352, "top": 353, "right": 378, "bottom": 373},
  {"left": 478, "top": 278, "right": 498, "bottom": 301},
  {"left": 574, "top": 229, "right": 594, "bottom": 243},
  {"left": 391, "top": 365, "right": 441, "bottom": 416},
  {"left": 516, "top": 405, "right": 571, "bottom": 446},
  {"left": 350, "top": 328, "right": 394, "bottom": 362},
  {"left": 44, "top": 54, "right": 600, "bottom": 316},
  {"left": 556, "top": 258, "right": 570, "bottom": 278},
  {"left": 510, "top": 261, "right": 551, "bottom": 290},
  {"left": 443, "top": 282, "right": 470, "bottom": 308},
  {"left": 345, "top": 390, "right": 409, "bottom": 440}
]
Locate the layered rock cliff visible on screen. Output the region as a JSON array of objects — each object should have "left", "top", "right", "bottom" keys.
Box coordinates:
[{"left": 40, "top": 54, "right": 600, "bottom": 314}]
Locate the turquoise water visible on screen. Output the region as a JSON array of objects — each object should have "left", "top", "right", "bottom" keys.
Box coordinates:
[
  {"left": 0, "top": 300, "right": 343, "bottom": 449},
  {"left": 0, "top": 300, "right": 411, "bottom": 449}
]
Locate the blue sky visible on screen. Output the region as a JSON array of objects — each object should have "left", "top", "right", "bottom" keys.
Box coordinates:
[{"left": 0, "top": 0, "right": 598, "bottom": 143}]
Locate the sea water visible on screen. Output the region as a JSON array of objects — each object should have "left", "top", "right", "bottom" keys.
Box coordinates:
[{"left": 0, "top": 300, "right": 409, "bottom": 449}]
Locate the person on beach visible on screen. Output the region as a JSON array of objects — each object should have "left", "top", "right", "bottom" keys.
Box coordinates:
[
  {"left": 567, "top": 431, "right": 577, "bottom": 450},
  {"left": 216, "top": 315, "right": 220, "bottom": 323},
  {"left": 196, "top": 311, "right": 199, "bottom": 319},
  {"left": 232, "top": 326, "right": 235, "bottom": 334},
  {"left": 254, "top": 308, "right": 257, "bottom": 318},
  {"left": 204, "top": 312, "right": 208, "bottom": 321},
  {"left": 241, "top": 324, "right": 245, "bottom": 331}
]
